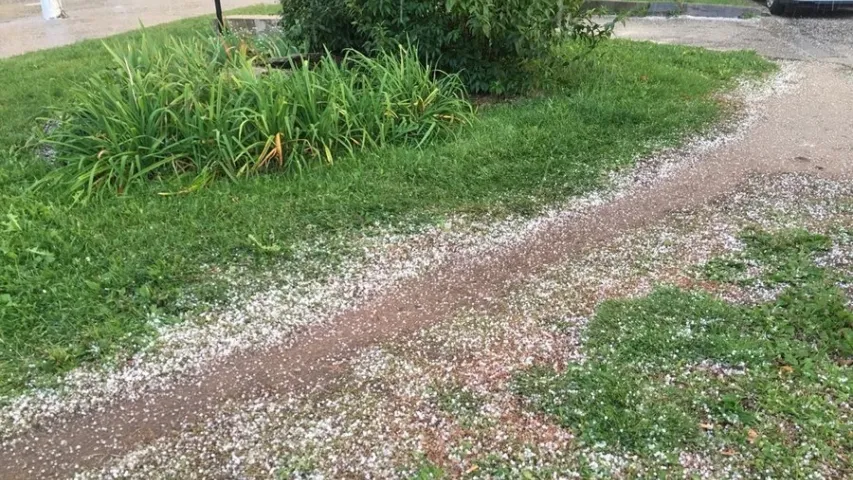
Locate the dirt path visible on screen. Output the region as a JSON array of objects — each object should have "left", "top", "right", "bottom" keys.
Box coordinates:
[{"left": 2, "top": 17, "right": 853, "bottom": 479}]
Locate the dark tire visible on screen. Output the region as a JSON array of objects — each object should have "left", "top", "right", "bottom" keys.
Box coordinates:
[{"left": 767, "top": 0, "right": 786, "bottom": 15}]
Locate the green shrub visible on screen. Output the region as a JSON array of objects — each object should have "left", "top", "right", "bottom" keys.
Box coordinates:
[
  {"left": 281, "top": 0, "right": 614, "bottom": 93},
  {"left": 37, "top": 34, "right": 473, "bottom": 197}
]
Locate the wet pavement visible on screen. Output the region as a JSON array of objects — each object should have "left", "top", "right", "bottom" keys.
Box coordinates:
[
  {"left": 614, "top": 13, "right": 853, "bottom": 66},
  {"left": 0, "top": 0, "right": 276, "bottom": 58}
]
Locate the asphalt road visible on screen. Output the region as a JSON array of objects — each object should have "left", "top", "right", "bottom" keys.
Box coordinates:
[{"left": 614, "top": 13, "right": 853, "bottom": 66}]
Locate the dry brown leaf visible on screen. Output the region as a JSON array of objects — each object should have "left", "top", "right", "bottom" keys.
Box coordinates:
[
  {"left": 780, "top": 365, "right": 794, "bottom": 374},
  {"left": 747, "top": 429, "right": 759, "bottom": 444},
  {"left": 274, "top": 133, "right": 283, "bottom": 166},
  {"left": 465, "top": 465, "right": 479, "bottom": 474}
]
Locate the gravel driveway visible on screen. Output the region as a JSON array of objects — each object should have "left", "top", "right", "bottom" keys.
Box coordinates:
[{"left": 2, "top": 15, "right": 853, "bottom": 479}]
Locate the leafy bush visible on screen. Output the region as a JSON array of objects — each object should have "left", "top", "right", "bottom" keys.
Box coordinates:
[
  {"left": 37, "top": 34, "right": 473, "bottom": 197},
  {"left": 281, "top": 0, "right": 614, "bottom": 93}
]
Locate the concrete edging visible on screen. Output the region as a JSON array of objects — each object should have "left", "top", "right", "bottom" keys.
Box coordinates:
[
  {"left": 584, "top": 1, "right": 769, "bottom": 18},
  {"left": 216, "top": 15, "right": 281, "bottom": 34}
]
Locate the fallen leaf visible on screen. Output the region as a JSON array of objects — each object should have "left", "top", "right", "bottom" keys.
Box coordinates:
[
  {"left": 747, "top": 429, "right": 759, "bottom": 444},
  {"left": 465, "top": 465, "right": 479, "bottom": 474},
  {"left": 780, "top": 365, "right": 794, "bottom": 374}
]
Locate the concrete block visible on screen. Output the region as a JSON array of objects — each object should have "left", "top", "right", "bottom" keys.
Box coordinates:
[{"left": 214, "top": 15, "right": 282, "bottom": 35}]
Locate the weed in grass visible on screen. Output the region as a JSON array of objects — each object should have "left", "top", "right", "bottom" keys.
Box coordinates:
[
  {"left": 433, "top": 382, "right": 485, "bottom": 426},
  {"left": 700, "top": 228, "right": 832, "bottom": 287},
  {"left": 405, "top": 456, "right": 447, "bottom": 479},
  {"left": 276, "top": 454, "right": 318, "bottom": 479},
  {"left": 466, "top": 452, "right": 576, "bottom": 479},
  {"left": 0, "top": 36, "right": 773, "bottom": 395},
  {"left": 515, "top": 229, "right": 852, "bottom": 476},
  {"left": 702, "top": 257, "right": 750, "bottom": 284}
]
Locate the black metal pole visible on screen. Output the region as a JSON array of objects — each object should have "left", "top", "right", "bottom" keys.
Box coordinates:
[{"left": 214, "top": 0, "right": 224, "bottom": 33}]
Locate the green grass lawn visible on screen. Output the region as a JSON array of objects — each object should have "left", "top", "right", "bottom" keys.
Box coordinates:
[
  {"left": 515, "top": 228, "right": 852, "bottom": 476},
  {"left": 0, "top": 7, "right": 773, "bottom": 395}
]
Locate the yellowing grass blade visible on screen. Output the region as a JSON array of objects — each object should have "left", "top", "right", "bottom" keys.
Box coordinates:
[
  {"left": 324, "top": 144, "right": 333, "bottom": 165},
  {"left": 275, "top": 133, "right": 284, "bottom": 167}
]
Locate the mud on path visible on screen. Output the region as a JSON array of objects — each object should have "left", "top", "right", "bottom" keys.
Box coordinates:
[{"left": 2, "top": 18, "right": 853, "bottom": 479}]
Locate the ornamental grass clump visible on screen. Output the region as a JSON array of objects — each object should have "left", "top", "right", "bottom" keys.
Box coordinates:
[{"left": 38, "top": 34, "right": 473, "bottom": 197}]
